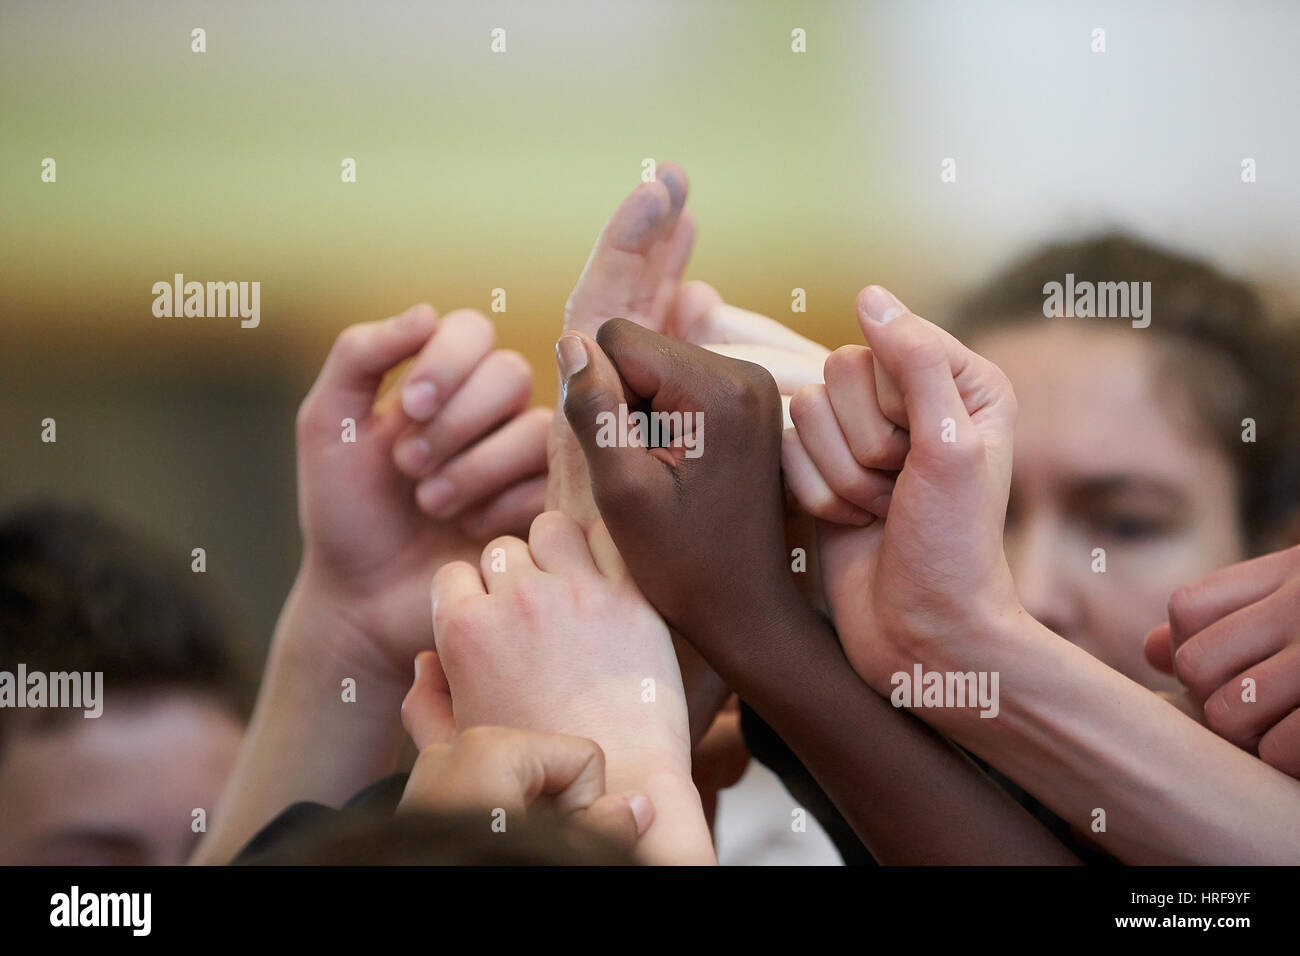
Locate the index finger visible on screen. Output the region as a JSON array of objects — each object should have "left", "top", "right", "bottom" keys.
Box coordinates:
[
  {"left": 309, "top": 304, "right": 438, "bottom": 424},
  {"left": 1167, "top": 547, "right": 1300, "bottom": 652}
]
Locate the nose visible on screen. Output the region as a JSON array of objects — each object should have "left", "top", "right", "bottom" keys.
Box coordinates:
[{"left": 1005, "top": 515, "right": 1084, "bottom": 645}]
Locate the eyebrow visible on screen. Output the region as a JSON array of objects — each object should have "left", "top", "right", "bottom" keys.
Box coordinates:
[
  {"left": 38, "top": 828, "right": 149, "bottom": 858},
  {"left": 1063, "top": 474, "right": 1192, "bottom": 507}
]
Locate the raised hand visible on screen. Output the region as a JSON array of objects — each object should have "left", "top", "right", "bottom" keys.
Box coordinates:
[
  {"left": 557, "top": 318, "right": 1076, "bottom": 864},
  {"left": 785, "top": 285, "right": 1022, "bottom": 690},
  {"left": 296, "top": 303, "right": 549, "bottom": 678},
  {"left": 546, "top": 166, "right": 737, "bottom": 746},
  {"left": 1144, "top": 545, "right": 1300, "bottom": 776},
  {"left": 557, "top": 319, "right": 795, "bottom": 651},
  {"left": 785, "top": 287, "right": 1300, "bottom": 864},
  {"left": 195, "top": 303, "right": 548, "bottom": 862},
  {"left": 397, "top": 652, "right": 652, "bottom": 844},
  {"left": 562, "top": 164, "right": 694, "bottom": 338},
  {"left": 429, "top": 511, "right": 714, "bottom": 864}
]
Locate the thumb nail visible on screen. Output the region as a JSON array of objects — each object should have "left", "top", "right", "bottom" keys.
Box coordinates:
[
  {"left": 862, "top": 285, "right": 908, "bottom": 324},
  {"left": 556, "top": 334, "right": 589, "bottom": 379},
  {"left": 627, "top": 794, "right": 654, "bottom": 835}
]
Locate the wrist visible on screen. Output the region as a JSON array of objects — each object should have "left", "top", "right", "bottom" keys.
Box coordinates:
[
  {"left": 704, "top": 586, "right": 851, "bottom": 703},
  {"left": 607, "top": 763, "right": 715, "bottom": 865},
  {"left": 274, "top": 569, "right": 414, "bottom": 706},
  {"left": 886, "top": 604, "right": 1049, "bottom": 736}
]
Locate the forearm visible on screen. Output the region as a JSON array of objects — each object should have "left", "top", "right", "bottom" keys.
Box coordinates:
[
  {"left": 191, "top": 577, "right": 411, "bottom": 864},
  {"left": 701, "top": 600, "right": 1078, "bottom": 865},
  {"left": 915, "top": 609, "right": 1300, "bottom": 864}
]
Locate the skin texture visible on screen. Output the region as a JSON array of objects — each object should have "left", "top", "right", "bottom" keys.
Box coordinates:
[
  {"left": 559, "top": 317, "right": 1078, "bottom": 864},
  {"left": 1144, "top": 544, "right": 1300, "bottom": 776},
  {"left": 192, "top": 304, "right": 549, "bottom": 864},
  {"left": 789, "top": 285, "right": 1300, "bottom": 863},
  {"left": 977, "top": 323, "right": 1246, "bottom": 691},
  {"left": 428, "top": 512, "right": 715, "bottom": 864},
  {"left": 397, "top": 659, "right": 650, "bottom": 845},
  {"left": 546, "top": 165, "right": 737, "bottom": 750},
  {"left": 547, "top": 163, "right": 840, "bottom": 754},
  {"left": 0, "top": 694, "right": 243, "bottom": 865}
]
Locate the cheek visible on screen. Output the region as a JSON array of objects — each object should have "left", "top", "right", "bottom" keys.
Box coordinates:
[
  {"left": 1082, "top": 543, "right": 1234, "bottom": 690},
  {"left": 1088, "top": 571, "right": 1176, "bottom": 646},
  {"left": 1079, "top": 584, "right": 1181, "bottom": 690}
]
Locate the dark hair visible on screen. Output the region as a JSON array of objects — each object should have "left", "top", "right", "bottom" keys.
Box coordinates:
[
  {"left": 237, "top": 809, "right": 639, "bottom": 866},
  {"left": 0, "top": 502, "right": 253, "bottom": 746},
  {"left": 948, "top": 233, "right": 1300, "bottom": 549}
]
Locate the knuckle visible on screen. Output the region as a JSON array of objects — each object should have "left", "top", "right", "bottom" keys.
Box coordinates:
[
  {"left": 848, "top": 426, "right": 892, "bottom": 468},
  {"left": 593, "top": 467, "right": 655, "bottom": 522},
  {"left": 488, "top": 349, "right": 534, "bottom": 389},
  {"left": 448, "top": 307, "right": 496, "bottom": 341},
  {"left": 484, "top": 535, "right": 521, "bottom": 560},
  {"left": 594, "top": 316, "right": 635, "bottom": 352},
  {"left": 840, "top": 467, "right": 883, "bottom": 505},
  {"left": 332, "top": 324, "right": 370, "bottom": 366},
  {"left": 434, "top": 600, "right": 486, "bottom": 666},
  {"left": 521, "top": 405, "right": 553, "bottom": 432},
  {"left": 1171, "top": 639, "right": 1210, "bottom": 697},
  {"left": 1257, "top": 727, "right": 1300, "bottom": 776},
  {"left": 1166, "top": 586, "right": 1200, "bottom": 641},
  {"left": 507, "top": 583, "right": 552, "bottom": 627},
  {"left": 823, "top": 345, "right": 865, "bottom": 385},
  {"left": 725, "top": 361, "right": 781, "bottom": 425},
  {"left": 528, "top": 509, "right": 574, "bottom": 544},
  {"left": 801, "top": 484, "right": 844, "bottom": 521},
  {"left": 788, "top": 383, "right": 821, "bottom": 423},
  {"left": 1202, "top": 691, "right": 1245, "bottom": 742}
]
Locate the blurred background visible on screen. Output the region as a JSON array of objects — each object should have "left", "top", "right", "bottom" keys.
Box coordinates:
[{"left": 3, "top": 0, "right": 1299, "bottom": 653}]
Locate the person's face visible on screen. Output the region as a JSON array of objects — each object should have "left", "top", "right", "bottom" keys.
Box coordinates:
[
  {"left": 0, "top": 692, "right": 244, "bottom": 864},
  {"left": 977, "top": 322, "right": 1247, "bottom": 691}
]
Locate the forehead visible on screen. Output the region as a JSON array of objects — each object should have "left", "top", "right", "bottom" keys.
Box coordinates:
[
  {"left": 0, "top": 695, "right": 243, "bottom": 854},
  {"left": 974, "top": 321, "right": 1221, "bottom": 482}
]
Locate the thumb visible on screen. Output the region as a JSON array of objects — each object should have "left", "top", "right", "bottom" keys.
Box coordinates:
[
  {"left": 400, "top": 650, "right": 456, "bottom": 749},
  {"left": 855, "top": 285, "right": 1016, "bottom": 464},
  {"left": 556, "top": 323, "right": 678, "bottom": 514},
  {"left": 556, "top": 329, "right": 631, "bottom": 455},
  {"left": 855, "top": 285, "right": 970, "bottom": 453},
  {"left": 581, "top": 792, "right": 655, "bottom": 847},
  {"left": 1144, "top": 623, "right": 1177, "bottom": 675}
]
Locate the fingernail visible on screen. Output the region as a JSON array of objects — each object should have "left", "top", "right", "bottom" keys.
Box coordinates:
[
  {"left": 627, "top": 794, "right": 654, "bottom": 835},
  {"left": 418, "top": 477, "right": 456, "bottom": 517},
  {"left": 402, "top": 380, "right": 438, "bottom": 420},
  {"left": 863, "top": 285, "right": 908, "bottom": 324},
  {"left": 413, "top": 653, "right": 425, "bottom": 681},
  {"left": 556, "top": 334, "right": 588, "bottom": 379},
  {"left": 396, "top": 436, "right": 432, "bottom": 471}
]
